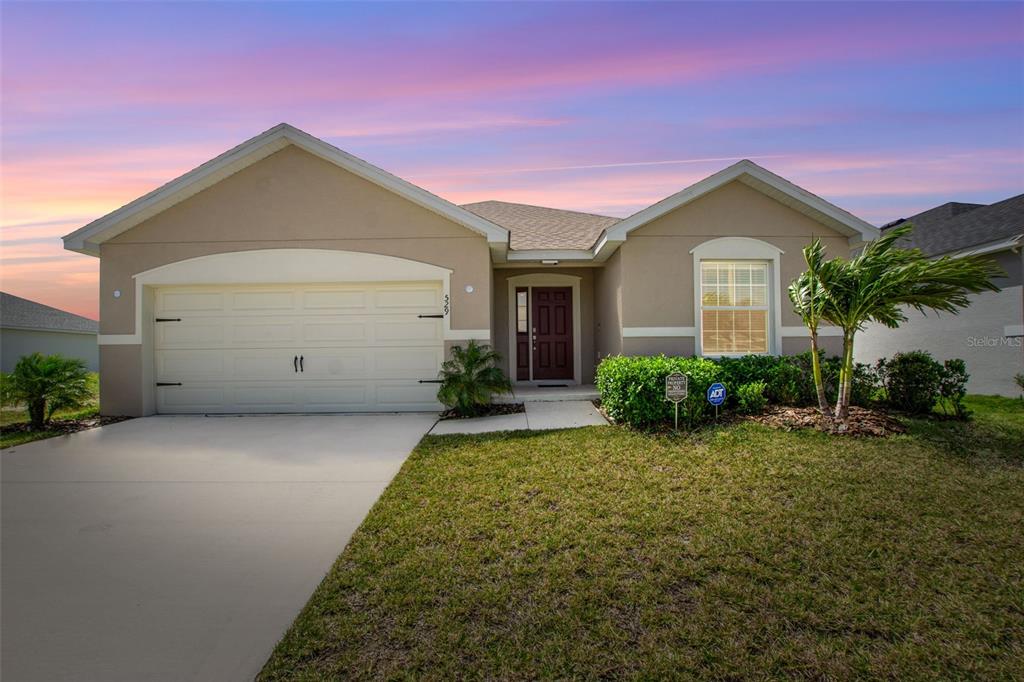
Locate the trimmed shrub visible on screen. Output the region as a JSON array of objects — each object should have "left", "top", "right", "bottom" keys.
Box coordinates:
[
  {"left": 596, "top": 355, "right": 720, "bottom": 429},
  {"left": 938, "top": 359, "right": 970, "bottom": 419},
  {"left": 736, "top": 381, "right": 768, "bottom": 415},
  {"left": 876, "top": 350, "right": 943, "bottom": 415}
]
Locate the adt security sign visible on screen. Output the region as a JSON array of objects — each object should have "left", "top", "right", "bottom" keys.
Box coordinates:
[{"left": 706, "top": 382, "right": 726, "bottom": 406}]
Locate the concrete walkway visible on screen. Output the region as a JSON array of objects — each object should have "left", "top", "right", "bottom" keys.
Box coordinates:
[
  {"left": 1, "top": 413, "right": 435, "bottom": 682},
  {"left": 430, "top": 400, "right": 607, "bottom": 435}
]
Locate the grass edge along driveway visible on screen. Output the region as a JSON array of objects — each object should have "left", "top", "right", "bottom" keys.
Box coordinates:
[{"left": 262, "top": 396, "right": 1023, "bottom": 680}]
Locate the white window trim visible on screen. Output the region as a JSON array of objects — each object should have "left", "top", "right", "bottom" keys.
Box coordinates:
[
  {"left": 690, "top": 237, "right": 784, "bottom": 357},
  {"left": 506, "top": 273, "right": 582, "bottom": 385}
]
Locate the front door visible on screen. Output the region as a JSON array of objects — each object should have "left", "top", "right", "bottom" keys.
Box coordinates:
[{"left": 531, "top": 287, "right": 573, "bottom": 381}]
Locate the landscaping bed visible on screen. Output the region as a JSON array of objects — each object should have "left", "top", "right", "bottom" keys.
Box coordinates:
[
  {"left": 748, "top": 405, "right": 906, "bottom": 437},
  {"left": 1, "top": 411, "right": 132, "bottom": 449},
  {"left": 439, "top": 402, "right": 525, "bottom": 420},
  {"left": 261, "top": 396, "right": 1024, "bottom": 680}
]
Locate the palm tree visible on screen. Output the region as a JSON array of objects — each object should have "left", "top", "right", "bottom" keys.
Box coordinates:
[
  {"left": 793, "top": 224, "right": 1001, "bottom": 427},
  {"left": 788, "top": 238, "right": 832, "bottom": 416},
  {"left": 437, "top": 340, "right": 512, "bottom": 417},
  {"left": 0, "top": 353, "right": 93, "bottom": 430}
]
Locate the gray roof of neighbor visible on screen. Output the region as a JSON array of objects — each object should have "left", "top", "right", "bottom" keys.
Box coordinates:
[
  {"left": 0, "top": 292, "right": 98, "bottom": 334},
  {"left": 882, "top": 193, "right": 1024, "bottom": 256},
  {"left": 461, "top": 200, "right": 620, "bottom": 250}
]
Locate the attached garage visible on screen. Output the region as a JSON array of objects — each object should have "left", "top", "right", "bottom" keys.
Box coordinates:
[{"left": 154, "top": 282, "right": 444, "bottom": 413}]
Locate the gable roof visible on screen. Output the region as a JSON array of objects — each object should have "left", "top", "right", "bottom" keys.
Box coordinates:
[
  {"left": 593, "top": 159, "right": 879, "bottom": 260},
  {"left": 461, "top": 200, "right": 620, "bottom": 250},
  {"left": 62, "top": 123, "right": 509, "bottom": 257},
  {"left": 0, "top": 292, "right": 98, "bottom": 334},
  {"left": 882, "top": 194, "right": 1024, "bottom": 256}
]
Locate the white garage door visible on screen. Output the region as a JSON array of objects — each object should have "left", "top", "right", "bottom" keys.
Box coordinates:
[{"left": 154, "top": 282, "right": 445, "bottom": 413}]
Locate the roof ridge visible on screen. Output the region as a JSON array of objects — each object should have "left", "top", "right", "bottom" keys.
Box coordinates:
[{"left": 461, "top": 199, "right": 620, "bottom": 221}]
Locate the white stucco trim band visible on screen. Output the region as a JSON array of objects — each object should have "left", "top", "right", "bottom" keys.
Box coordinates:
[{"left": 622, "top": 327, "right": 696, "bottom": 338}]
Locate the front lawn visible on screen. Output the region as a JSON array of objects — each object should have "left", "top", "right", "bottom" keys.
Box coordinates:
[{"left": 262, "top": 396, "right": 1023, "bottom": 680}]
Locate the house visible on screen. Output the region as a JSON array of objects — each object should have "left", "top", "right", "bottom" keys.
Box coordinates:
[
  {"left": 62, "top": 124, "right": 878, "bottom": 415},
  {"left": 1, "top": 292, "right": 99, "bottom": 372},
  {"left": 856, "top": 195, "right": 1024, "bottom": 396}
]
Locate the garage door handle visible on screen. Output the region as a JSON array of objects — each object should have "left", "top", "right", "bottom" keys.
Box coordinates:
[
  {"left": 293, "top": 355, "right": 298, "bottom": 373},
  {"left": 418, "top": 314, "right": 444, "bottom": 319},
  {"left": 156, "top": 382, "right": 182, "bottom": 387},
  {"left": 418, "top": 379, "right": 443, "bottom": 383},
  {"left": 299, "top": 355, "right": 304, "bottom": 372}
]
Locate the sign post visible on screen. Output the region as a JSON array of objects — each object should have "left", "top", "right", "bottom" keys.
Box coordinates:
[
  {"left": 706, "top": 382, "right": 726, "bottom": 420},
  {"left": 665, "top": 373, "right": 688, "bottom": 431}
]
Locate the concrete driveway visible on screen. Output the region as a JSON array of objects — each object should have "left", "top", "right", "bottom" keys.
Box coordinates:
[{"left": 1, "top": 413, "right": 436, "bottom": 682}]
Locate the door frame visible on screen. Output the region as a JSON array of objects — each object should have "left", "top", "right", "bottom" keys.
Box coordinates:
[{"left": 506, "top": 273, "right": 582, "bottom": 385}]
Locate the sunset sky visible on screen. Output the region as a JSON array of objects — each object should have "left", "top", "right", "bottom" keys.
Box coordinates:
[{"left": 2, "top": 1, "right": 1022, "bottom": 319}]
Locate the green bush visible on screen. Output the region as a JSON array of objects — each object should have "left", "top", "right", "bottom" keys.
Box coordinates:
[
  {"left": 596, "top": 355, "right": 720, "bottom": 429},
  {"left": 736, "top": 381, "right": 768, "bottom": 415},
  {"left": 938, "top": 358, "right": 970, "bottom": 419},
  {"left": 437, "top": 341, "right": 511, "bottom": 417},
  {"left": 716, "top": 351, "right": 876, "bottom": 408},
  {"left": 876, "top": 351, "right": 943, "bottom": 415},
  {"left": 0, "top": 353, "right": 93, "bottom": 430}
]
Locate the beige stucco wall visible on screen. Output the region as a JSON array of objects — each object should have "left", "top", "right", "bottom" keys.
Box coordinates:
[
  {"left": 97, "top": 144, "right": 494, "bottom": 415},
  {"left": 491, "top": 267, "right": 597, "bottom": 383},
  {"left": 620, "top": 180, "right": 849, "bottom": 330},
  {"left": 594, "top": 249, "right": 623, "bottom": 360}
]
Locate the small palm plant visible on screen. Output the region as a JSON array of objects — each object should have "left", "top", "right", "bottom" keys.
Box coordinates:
[
  {"left": 792, "top": 224, "right": 1001, "bottom": 428},
  {"left": 437, "top": 341, "right": 511, "bottom": 417},
  {"left": 0, "top": 353, "right": 93, "bottom": 430}
]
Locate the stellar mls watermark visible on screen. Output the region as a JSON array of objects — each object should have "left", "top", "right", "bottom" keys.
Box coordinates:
[{"left": 966, "top": 335, "right": 1022, "bottom": 348}]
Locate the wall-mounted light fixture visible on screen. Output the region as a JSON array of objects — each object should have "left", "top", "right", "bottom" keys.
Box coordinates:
[
  {"left": 464, "top": 284, "right": 475, "bottom": 293},
  {"left": 113, "top": 289, "right": 121, "bottom": 298},
  {"left": 541, "top": 259, "right": 559, "bottom": 265}
]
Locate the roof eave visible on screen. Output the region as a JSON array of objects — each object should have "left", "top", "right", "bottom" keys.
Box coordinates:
[{"left": 62, "top": 123, "right": 509, "bottom": 258}]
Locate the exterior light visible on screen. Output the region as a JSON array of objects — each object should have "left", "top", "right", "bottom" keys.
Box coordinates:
[{"left": 541, "top": 259, "right": 559, "bottom": 265}]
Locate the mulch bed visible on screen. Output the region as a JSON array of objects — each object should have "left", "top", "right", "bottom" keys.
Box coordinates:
[
  {"left": 439, "top": 403, "right": 525, "bottom": 420},
  {"left": 747, "top": 405, "right": 906, "bottom": 437},
  {"left": 1, "top": 415, "right": 132, "bottom": 437}
]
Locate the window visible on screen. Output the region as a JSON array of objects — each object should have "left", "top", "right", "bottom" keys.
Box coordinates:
[
  {"left": 700, "top": 261, "right": 769, "bottom": 354},
  {"left": 516, "top": 290, "right": 529, "bottom": 333}
]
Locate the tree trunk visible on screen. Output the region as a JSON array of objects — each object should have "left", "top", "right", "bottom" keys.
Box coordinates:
[
  {"left": 834, "top": 333, "right": 855, "bottom": 426},
  {"left": 28, "top": 399, "right": 47, "bottom": 431},
  {"left": 809, "top": 330, "right": 832, "bottom": 417}
]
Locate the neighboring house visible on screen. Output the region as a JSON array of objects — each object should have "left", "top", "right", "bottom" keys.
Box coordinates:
[
  {"left": 62, "top": 124, "right": 877, "bottom": 416},
  {"left": 856, "top": 196, "right": 1024, "bottom": 396},
  {"left": 1, "top": 292, "right": 99, "bottom": 372}
]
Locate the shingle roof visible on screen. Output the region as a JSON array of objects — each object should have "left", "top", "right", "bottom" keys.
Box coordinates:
[
  {"left": 0, "top": 292, "right": 98, "bottom": 334},
  {"left": 882, "top": 194, "right": 1024, "bottom": 256},
  {"left": 460, "top": 200, "right": 620, "bottom": 250}
]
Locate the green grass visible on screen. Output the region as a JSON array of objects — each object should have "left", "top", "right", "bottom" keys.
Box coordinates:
[
  {"left": 261, "top": 396, "right": 1024, "bottom": 680},
  {"left": 0, "top": 372, "right": 99, "bottom": 448}
]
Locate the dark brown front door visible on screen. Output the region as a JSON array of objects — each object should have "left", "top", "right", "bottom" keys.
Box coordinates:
[{"left": 531, "top": 287, "right": 573, "bottom": 380}]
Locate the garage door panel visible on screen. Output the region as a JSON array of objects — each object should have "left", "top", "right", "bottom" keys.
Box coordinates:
[
  {"left": 157, "top": 321, "right": 226, "bottom": 348},
  {"left": 300, "top": 350, "right": 370, "bottom": 378},
  {"left": 230, "top": 290, "right": 296, "bottom": 311},
  {"left": 376, "top": 382, "right": 442, "bottom": 408},
  {"left": 157, "top": 291, "right": 224, "bottom": 315},
  {"left": 373, "top": 348, "right": 443, "bottom": 377},
  {"left": 301, "top": 321, "right": 369, "bottom": 344},
  {"left": 375, "top": 319, "right": 441, "bottom": 343},
  {"left": 374, "top": 286, "right": 442, "bottom": 310},
  {"left": 301, "top": 289, "right": 368, "bottom": 310},
  {"left": 157, "top": 386, "right": 227, "bottom": 413},
  {"left": 154, "top": 281, "right": 444, "bottom": 414},
  {"left": 230, "top": 321, "right": 299, "bottom": 345}
]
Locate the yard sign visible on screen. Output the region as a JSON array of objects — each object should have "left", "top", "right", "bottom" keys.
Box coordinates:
[{"left": 665, "top": 372, "right": 688, "bottom": 430}]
